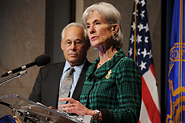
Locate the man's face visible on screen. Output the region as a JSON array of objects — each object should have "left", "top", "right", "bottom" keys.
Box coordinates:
[{"left": 61, "top": 26, "right": 90, "bottom": 66}]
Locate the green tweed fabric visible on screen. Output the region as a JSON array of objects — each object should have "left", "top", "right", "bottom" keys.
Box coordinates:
[{"left": 80, "top": 48, "right": 142, "bottom": 123}]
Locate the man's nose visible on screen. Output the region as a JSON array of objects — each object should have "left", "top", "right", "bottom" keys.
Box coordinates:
[{"left": 70, "top": 42, "right": 76, "bottom": 50}]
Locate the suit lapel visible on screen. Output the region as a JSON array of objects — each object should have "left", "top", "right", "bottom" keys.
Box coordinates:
[
  {"left": 72, "top": 60, "right": 91, "bottom": 101},
  {"left": 50, "top": 62, "right": 65, "bottom": 108}
]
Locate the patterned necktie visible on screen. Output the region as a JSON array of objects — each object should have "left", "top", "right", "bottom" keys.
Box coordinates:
[{"left": 58, "top": 67, "right": 75, "bottom": 110}]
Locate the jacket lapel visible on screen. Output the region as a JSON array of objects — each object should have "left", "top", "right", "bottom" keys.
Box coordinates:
[
  {"left": 50, "top": 62, "right": 65, "bottom": 108},
  {"left": 72, "top": 60, "right": 91, "bottom": 101}
]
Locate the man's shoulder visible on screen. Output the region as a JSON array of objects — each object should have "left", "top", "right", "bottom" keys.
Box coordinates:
[
  {"left": 40, "top": 62, "right": 65, "bottom": 71},
  {"left": 85, "top": 59, "right": 92, "bottom": 66},
  {"left": 83, "top": 59, "right": 92, "bottom": 70}
]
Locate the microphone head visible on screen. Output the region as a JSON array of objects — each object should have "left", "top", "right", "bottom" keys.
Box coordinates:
[{"left": 35, "top": 54, "right": 51, "bottom": 66}]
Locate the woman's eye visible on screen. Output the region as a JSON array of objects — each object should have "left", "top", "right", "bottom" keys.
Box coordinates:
[{"left": 86, "top": 25, "right": 90, "bottom": 28}]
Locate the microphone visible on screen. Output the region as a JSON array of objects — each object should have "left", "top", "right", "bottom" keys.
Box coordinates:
[{"left": 0, "top": 54, "right": 51, "bottom": 77}]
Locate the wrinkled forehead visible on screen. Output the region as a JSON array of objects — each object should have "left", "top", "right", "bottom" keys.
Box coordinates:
[{"left": 64, "top": 26, "right": 85, "bottom": 40}]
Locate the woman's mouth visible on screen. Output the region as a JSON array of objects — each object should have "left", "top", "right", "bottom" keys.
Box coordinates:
[{"left": 91, "top": 36, "right": 97, "bottom": 41}]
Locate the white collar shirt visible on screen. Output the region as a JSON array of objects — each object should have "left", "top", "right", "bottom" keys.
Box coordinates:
[{"left": 59, "top": 60, "right": 85, "bottom": 98}]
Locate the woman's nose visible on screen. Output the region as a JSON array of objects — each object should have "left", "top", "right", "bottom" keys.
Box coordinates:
[
  {"left": 90, "top": 30, "right": 95, "bottom": 34},
  {"left": 89, "top": 26, "right": 95, "bottom": 34}
]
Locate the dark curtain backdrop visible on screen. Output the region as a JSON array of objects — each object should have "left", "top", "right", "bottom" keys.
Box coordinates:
[{"left": 161, "top": 0, "right": 174, "bottom": 122}]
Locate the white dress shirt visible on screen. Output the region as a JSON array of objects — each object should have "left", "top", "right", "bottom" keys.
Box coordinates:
[{"left": 59, "top": 60, "right": 85, "bottom": 98}]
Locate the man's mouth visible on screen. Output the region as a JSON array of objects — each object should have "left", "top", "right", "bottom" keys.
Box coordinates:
[{"left": 69, "top": 53, "right": 77, "bottom": 56}]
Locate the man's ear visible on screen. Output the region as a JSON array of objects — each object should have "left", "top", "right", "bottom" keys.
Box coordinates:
[
  {"left": 61, "top": 40, "right": 64, "bottom": 50},
  {"left": 111, "top": 24, "right": 119, "bottom": 35}
]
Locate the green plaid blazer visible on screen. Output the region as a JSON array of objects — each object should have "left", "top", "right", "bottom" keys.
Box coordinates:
[{"left": 80, "top": 49, "right": 142, "bottom": 123}]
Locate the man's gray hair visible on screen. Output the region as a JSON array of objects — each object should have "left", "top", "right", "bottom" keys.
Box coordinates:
[
  {"left": 61, "top": 22, "right": 89, "bottom": 44},
  {"left": 82, "top": 2, "right": 123, "bottom": 48}
]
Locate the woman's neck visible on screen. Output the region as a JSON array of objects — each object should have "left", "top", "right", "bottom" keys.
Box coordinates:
[{"left": 98, "top": 47, "right": 117, "bottom": 67}]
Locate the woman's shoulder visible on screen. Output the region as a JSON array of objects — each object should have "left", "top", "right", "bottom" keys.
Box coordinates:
[
  {"left": 120, "top": 55, "right": 135, "bottom": 62},
  {"left": 116, "top": 55, "right": 138, "bottom": 70}
]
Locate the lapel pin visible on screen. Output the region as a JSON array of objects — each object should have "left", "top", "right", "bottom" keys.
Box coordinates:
[{"left": 106, "top": 69, "right": 112, "bottom": 79}]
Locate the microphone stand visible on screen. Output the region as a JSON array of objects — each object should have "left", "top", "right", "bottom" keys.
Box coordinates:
[{"left": 0, "top": 70, "right": 27, "bottom": 86}]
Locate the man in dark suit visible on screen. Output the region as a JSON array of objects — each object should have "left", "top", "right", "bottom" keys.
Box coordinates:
[{"left": 28, "top": 22, "right": 91, "bottom": 109}]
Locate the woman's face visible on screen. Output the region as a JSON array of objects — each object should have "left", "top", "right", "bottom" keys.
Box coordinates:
[{"left": 85, "top": 11, "right": 113, "bottom": 48}]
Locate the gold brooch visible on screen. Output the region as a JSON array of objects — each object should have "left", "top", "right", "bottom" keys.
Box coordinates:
[{"left": 106, "top": 69, "right": 112, "bottom": 79}]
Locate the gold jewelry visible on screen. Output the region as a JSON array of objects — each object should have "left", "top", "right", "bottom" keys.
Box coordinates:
[{"left": 106, "top": 69, "right": 112, "bottom": 79}]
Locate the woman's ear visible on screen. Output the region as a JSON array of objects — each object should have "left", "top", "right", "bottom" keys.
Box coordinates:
[{"left": 111, "top": 24, "right": 119, "bottom": 35}]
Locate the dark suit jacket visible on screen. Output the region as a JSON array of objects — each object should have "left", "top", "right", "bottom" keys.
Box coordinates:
[{"left": 28, "top": 60, "right": 91, "bottom": 109}]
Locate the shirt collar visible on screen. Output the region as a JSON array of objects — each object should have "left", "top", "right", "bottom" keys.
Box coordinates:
[{"left": 63, "top": 59, "right": 86, "bottom": 75}]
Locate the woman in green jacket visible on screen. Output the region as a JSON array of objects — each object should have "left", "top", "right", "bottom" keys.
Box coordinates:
[{"left": 59, "top": 2, "right": 142, "bottom": 123}]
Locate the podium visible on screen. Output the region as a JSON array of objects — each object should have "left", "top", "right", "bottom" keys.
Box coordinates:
[{"left": 0, "top": 95, "right": 92, "bottom": 123}]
